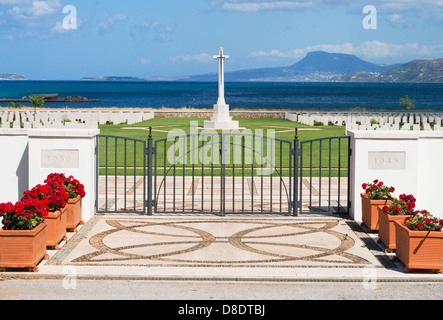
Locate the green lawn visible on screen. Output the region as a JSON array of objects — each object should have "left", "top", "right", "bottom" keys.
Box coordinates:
[{"left": 97, "top": 117, "right": 349, "bottom": 177}]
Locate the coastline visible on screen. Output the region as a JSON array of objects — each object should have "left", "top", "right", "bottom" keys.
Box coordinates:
[{"left": 2, "top": 106, "right": 443, "bottom": 114}]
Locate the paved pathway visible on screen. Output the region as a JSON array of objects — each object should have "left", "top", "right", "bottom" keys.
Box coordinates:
[
  {"left": 2, "top": 213, "right": 442, "bottom": 283},
  {"left": 1, "top": 177, "right": 442, "bottom": 282}
]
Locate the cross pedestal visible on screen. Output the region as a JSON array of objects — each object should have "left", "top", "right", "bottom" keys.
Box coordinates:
[{"left": 204, "top": 48, "right": 239, "bottom": 130}]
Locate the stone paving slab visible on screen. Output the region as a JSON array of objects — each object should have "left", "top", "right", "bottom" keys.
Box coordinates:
[{"left": 2, "top": 213, "right": 441, "bottom": 282}]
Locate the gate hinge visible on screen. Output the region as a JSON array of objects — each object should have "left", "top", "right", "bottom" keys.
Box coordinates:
[
  {"left": 290, "top": 147, "right": 302, "bottom": 157},
  {"left": 145, "top": 147, "right": 156, "bottom": 155}
]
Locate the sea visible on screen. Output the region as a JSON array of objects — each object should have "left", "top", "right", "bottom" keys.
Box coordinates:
[{"left": 1, "top": 81, "right": 443, "bottom": 112}]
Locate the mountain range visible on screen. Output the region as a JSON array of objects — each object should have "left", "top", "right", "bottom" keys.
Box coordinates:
[
  {"left": 331, "top": 58, "right": 443, "bottom": 83},
  {"left": 3, "top": 52, "right": 443, "bottom": 83},
  {"left": 181, "top": 51, "right": 398, "bottom": 82}
]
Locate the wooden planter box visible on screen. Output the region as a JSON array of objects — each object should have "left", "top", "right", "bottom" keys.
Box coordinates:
[
  {"left": 66, "top": 196, "right": 84, "bottom": 232},
  {"left": 361, "top": 193, "right": 392, "bottom": 232},
  {"left": 0, "top": 221, "right": 48, "bottom": 272},
  {"left": 378, "top": 207, "right": 412, "bottom": 253},
  {"left": 44, "top": 207, "right": 67, "bottom": 250},
  {"left": 394, "top": 221, "right": 443, "bottom": 274}
]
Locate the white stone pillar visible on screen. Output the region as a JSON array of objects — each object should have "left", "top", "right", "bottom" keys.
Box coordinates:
[
  {"left": 348, "top": 130, "right": 443, "bottom": 223},
  {"left": 27, "top": 129, "right": 100, "bottom": 222}
]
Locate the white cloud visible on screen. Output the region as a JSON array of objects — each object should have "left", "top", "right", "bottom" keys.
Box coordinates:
[
  {"left": 171, "top": 53, "right": 214, "bottom": 63},
  {"left": 222, "top": 1, "right": 313, "bottom": 12},
  {"left": 31, "top": 0, "right": 60, "bottom": 16},
  {"left": 251, "top": 41, "right": 443, "bottom": 61},
  {"left": 140, "top": 57, "right": 152, "bottom": 65},
  {"left": 251, "top": 42, "right": 355, "bottom": 59},
  {"left": 0, "top": 0, "right": 63, "bottom": 38},
  {"left": 138, "top": 20, "right": 176, "bottom": 42},
  {"left": 99, "top": 14, "right": 128, "bottom": 31},
  {"left": 212, "top": 0, "right": 443, "bottom": 22},
  {"left": 8, "top": 0, "right": 61, "bottom": 17}
]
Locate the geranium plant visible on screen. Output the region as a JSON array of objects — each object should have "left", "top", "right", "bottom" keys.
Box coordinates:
[
  {"left": 45, "top": 173, "right": 86, "bottom": 199},
  {"left": 362, "top": 179, "right": 395, "bottom": 200},
  {"left": 404, "top": 211, "right": 443, "bottom": 231},
  {"left": 0, "top": 198, "right": 49, "bottom": 230},
  {"left": 22, "top": 183, "right": 69, "bottom": 213},
  {"left": 382, "top": 194, "right": 416, "bottom": 216}
]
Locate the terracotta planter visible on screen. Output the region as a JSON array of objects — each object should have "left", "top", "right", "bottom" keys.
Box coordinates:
[
  {"left": 0, "top": 221, "right": 48, "bottom": 272},
  {"left": 394, "top": 221, "right": 443, "bottom": 274},
  {"left": 378, "top": 207, "right": 412, "bottom": 253},
  {"left": 65, "top": 196, "right": 84, "bottom": 232},
  {"left": 44, "top": 206, "right": 67, "bottom": 249},
  {"left": 361, "top": 193, "right": 392, "bottom": 232}
]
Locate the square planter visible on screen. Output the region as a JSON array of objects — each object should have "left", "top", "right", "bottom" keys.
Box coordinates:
[
  {"left": 394, "top": 221, "right": 443, "bottom": 274},
  {"left": 378, "top": 207, "right": 412, "bottom": 253},
  {"left": 44, "top": 206, "right": 67, "bottom": 250},
  {"left": 0, "top": 221, "right": 48, "bottom": 272},
  {"left": 65, "top": 196, "right": 84, "bottom": 232},
  {"left": 361, "top": 193, "right": 392, "bottom": 232}
]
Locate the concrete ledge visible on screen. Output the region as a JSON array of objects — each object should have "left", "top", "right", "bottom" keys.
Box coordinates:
[
  {"left": 0, "top": 128, "right": 29, "bottom": 136},
  {"left": 348, "top": 130, "right": 443, "bottom": 139},
  {"left": 27, "top": 128, "right": 100, "bottom": 138}
]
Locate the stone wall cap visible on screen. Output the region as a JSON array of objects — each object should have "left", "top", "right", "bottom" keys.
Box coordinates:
[
  {"left": 347, "top": 130, "right": 443, "bottom": 139},
  {"left": 0, "top": 128, "right": 29, "bottom": 136},
  {"left": 28, "top": 128, "right": 100, "bottom": 138}
]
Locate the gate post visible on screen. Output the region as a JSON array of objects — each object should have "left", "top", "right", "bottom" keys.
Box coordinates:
[
  {"left": 220, "top": 133, "right": 226, "bottom": 216},
  {"left": 147, "top": 127, "right": 153, "bottom": 215},
  {"left": 293, "top": 128, "right": 299, "bottom": 216}
]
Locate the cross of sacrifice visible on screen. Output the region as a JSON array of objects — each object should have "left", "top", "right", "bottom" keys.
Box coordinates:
[
  {"left": 214, "top": 47, "right": 229, "bottom": 106},
  {"left": 203, "top": 47, "right": 239, "bottom": 130}
]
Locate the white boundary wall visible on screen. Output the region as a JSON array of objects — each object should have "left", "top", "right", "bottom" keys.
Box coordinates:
[
  {"left": 0, "top": 128, "right": 99, "bottom": 223},
  {"left": 0, "top": 129, "right": 29, "bottom": 204},
  {"left": 348, "top": 130, "right": 443, "bottom": 223}
]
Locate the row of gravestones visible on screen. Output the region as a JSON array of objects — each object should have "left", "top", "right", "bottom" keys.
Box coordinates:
[
  {"left": 0, "top": 110, "right": 155, "bottom": 129},
  {"left": 286, "top": 112, "right": 443, "bottom": 131}
]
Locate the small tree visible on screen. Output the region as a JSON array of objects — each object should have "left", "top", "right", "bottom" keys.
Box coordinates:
[
  {"left": 29, "top": 95, "right": 45, "bottom": 117},
  {"left": 400, "top": 95, "right": 415, "bottom": 111}
]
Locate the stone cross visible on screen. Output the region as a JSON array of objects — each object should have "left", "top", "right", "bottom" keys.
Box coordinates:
[
  {"left": 214, "top": 47, "right": 229, "bottom": 106},
  {"left": 204, "top": 47, "right": 239, "bottom": 130}
]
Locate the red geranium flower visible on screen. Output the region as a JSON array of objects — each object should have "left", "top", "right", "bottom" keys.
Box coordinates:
[
  {"left": 404, "top": 211, "right": 443, "bottom": 231},
  {"left": 361, "top": 179, "right": 395, "bottom": 200},
  {"left": 22, "top": 183, "right": 69, "bottom": 212},
  {"left": 45, "top": 173, "right": 86, "bottom": 199},
  {"left": 0, "top": 198, "right": 48, "bottom": 231}
]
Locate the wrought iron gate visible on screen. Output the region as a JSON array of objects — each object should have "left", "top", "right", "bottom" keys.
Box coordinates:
[
  {"left": 152, "top": 131, "right": 294, "bottom": 215},
  {"left": 95, "top": 135, "right": 147, "bottom": 214},
  {"left": 95, "top": 128, "right": 351, "bottom": 216},
  {"left": 294, "top": 134, "right": 351, "bottom": 215}
]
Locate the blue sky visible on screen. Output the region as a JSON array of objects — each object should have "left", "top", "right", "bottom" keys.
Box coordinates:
[{"left": 1, "top": 0, "right": 442, "bottom": 80}]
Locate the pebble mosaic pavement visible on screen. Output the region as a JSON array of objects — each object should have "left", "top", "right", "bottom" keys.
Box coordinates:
[{"left": 46, "top": 214, "right": 394, "bottom": 270}]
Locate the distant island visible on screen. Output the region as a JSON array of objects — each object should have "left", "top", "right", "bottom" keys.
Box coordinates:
[
  {"left": 0, "top": 74, "right": 26, "bottom": 80},
  {"left": 81, "top": 75, "right": 187, "bottom": 81},
  {"left": 331, "top": 58, "right": 443, "bottom": 83},
  {"left": 81, "top": 76, "right": 145, "bottom": 81}
]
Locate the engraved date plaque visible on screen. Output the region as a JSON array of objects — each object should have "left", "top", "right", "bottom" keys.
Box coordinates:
[
  {"left": 368, "top": 151, "right": 406, "bottom": 170},
  {"left": 41, "top": 149, "right": 79, "bottom": 169}
]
